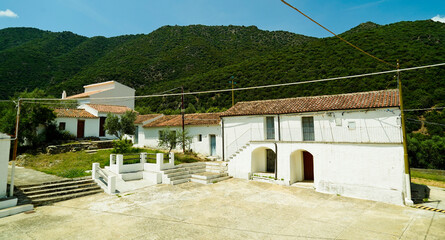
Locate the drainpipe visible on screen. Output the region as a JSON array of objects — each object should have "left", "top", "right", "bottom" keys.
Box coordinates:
[
  {"left": 277, "top": 115, "right": 281, "bottom": 141},
  {"left": 274, "top": 142, "right": 278, "bottom": 180},
  {"left": 221, "top": 118, "right": 225, "bottom": 161}
]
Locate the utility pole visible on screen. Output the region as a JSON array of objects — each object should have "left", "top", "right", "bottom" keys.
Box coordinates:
[
  {"left": 181, "top": 86, "right": 185, "bottom": 153},
  {"left": 229, "top": 76, "right": 236, "bottom": 106},
  {"left": 397, "top": 60, "right": 413, "bottom": 205},
  {"left": 10, "top": 98, "right": 21, "bottom": 197}
]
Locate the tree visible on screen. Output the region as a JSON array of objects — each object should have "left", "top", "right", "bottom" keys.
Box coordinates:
[
  {"left": 104, "top": 110, "right": 137, "bottom": 139},
  {"left": 158, "top": 129, "right": 192, "bottom": 153},
  {"left": 0, "top": 89, "right": 57, "bottom": 148}
]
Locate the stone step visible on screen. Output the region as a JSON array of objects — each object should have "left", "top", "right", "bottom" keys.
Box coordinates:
[
  {"left": 28, "top": 185, "right": 102, "bottom": 200},
  {"left": 169, "top": 174, "right": 191, "bottom": 181},
  {"left": 18, "top": 177, "right": 91, "bottom": 188},
  {"left": 22, "top": 183, "right": 98, "bottom": 196},
  {"left": 32, "top": 189, "right": 103, "bottom": 206},
  {"left": 190, "top": 175, "right": 231, "bottom": 185},
  {"left": 205, "top": 162, "right": 225, "bottom": 166},
  {"left": 188, "top": 168, "right": 206, "bottom": 174},
  {"left": 19, "top": 179, "right": 95, "bottom": 192},
  {"left": 120, "top": 171, "right": 143, "bottom": 181},
  {"left": 164, "top": 170, "right": 189, "bottom": 178},
  {"left": 0, "top": 204, "right": 34, "bottom": 218},
  {"left": 161, "top": 167, "right": 184, "bottom": 174},
  {"left": 171, "top": 178, "right": 190, "bottom": 185},
  {"left": 191, "top": 172, "right": 228, "bottom": 180}
]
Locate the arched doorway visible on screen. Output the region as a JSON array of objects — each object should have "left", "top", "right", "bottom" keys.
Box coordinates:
[
  {"left": 251, "top": 147, "right": 276, "bottom": 177},
  {"left": 290, "top": 150, "right": 314, "bottom": 184}
]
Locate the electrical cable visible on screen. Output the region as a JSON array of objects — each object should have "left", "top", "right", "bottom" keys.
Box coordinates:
[
  {"left": 403, "top": 107, "right": 445, "bottom": 112},
  {"left": 17, "top": 62, "right": 445, "bottom": 102},
  {"left": 280, "top": 0, "right": 395, "bottom": 68},
  {"left": 406, "top": 118, "right": 445, "bottom": 127}
]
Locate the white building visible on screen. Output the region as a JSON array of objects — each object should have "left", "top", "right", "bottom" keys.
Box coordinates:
[
  {"left": 54, "top": 104, "right": 134, "bottom": 139},
  {"left": 64, "top": 81, "right": 135, "bottom": 109},
  {"left": 138, "top": 113, "right": 222, "bottom": 158},
  {"left": 55, "top": 81, "right": 136, "bottom": 139},
  {"left": 221, "top": 89, "right": 411, "bottom": 205}
]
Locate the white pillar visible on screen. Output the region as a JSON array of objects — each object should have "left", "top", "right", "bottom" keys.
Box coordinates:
[
  {"left": 116, "top": 154, "right": 124, "bottom": 174},
  {"left": 169, "top": 152, "right": 175, "bottom": 165},
  {"left": 92, "top": 163, "right": 99, "bottom": 179},
  {"left": 156, "top": 153, "right": 164, "bottom": 171},
  {"left": 140, "top": 152, "right": 147, "bottom": 164},
  {"left": 110, "top": 154, "right": 116, "bottom": 166},
  {"left": 108, "top": 175, "right": 116, "bottom": 194}
]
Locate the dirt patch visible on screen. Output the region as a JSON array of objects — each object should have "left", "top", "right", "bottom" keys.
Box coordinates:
[{"left": 411, "top": 177, "right": 445, "bottom": 188}]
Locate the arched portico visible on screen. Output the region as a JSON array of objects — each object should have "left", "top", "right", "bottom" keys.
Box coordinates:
[
  {"left": 289, "top": 149, "right": 314, "bottom": 184},
  {"left": 251, "top": 147, "right": 276, "bottom": 175}
]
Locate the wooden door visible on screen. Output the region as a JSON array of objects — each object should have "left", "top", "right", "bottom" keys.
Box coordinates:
[
  {"left": 303, "top": 151, "right": 314, "bottom": 180},
  {"left": 77, "top": 120, "right": 85, "bottom": 138},
  {"left": 99, "top": 117, "right": 106, "bottom": 137},
  {"left": 266, "top": 149, "right": 276, "bottom": 173},
  {"left": 210, "top": 135, "right": 216, "bottom": 156}
]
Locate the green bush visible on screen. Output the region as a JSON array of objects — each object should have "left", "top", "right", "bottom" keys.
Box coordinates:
[{"left": 111, "top": 139, "right": 134, "bottom": 154}]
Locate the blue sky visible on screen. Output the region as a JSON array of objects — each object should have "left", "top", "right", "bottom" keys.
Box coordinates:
[{"left": 0, "top": 0, "right": 444, "bottom": 38}]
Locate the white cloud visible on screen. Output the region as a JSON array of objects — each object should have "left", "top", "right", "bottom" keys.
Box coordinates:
[
  {"left": 431, "top": 15, "right": 445, "bottom": 23},
  {"left": 0, "top": 9, "right": 18, "bottom": 18}
]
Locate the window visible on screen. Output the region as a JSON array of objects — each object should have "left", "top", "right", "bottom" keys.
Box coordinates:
[
  {"left": 198, "top": 134, "right": 202, "bottom": 142},
  {"left": 302, "top": 117, "right": 315, "bottom": 141},
  {"left": 59, "top": 122, "right": 66, "bottom": 131},
  {"left": 158, "top": 130, "right": 164, "bottom": 140},
  {"left": 266, "top": 117, "right": 275, "bottom": 140},
  {"left": 348, "top": 121, "right": 356, "bottom": 130}
]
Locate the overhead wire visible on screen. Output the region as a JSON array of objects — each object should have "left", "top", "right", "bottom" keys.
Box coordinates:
[
  {"left": 407, "top": 118, "right": 445, "bottom": 127},
  {"left": 280, "top": 0, "right": 395, "bottom": 68},
  {"left": 16, "top": 62, "right": 445, "bottom": 102}
]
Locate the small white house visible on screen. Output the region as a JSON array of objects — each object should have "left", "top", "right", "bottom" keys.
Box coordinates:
[
  {"left": 55, "top": 81, "right": 136, "bottom": 139},
  {"left": 64, "top": 81, "right": 135, "bottom": 109},
  {"left": 221, "top": 89, "right": 411, "bottom": 205},
  {"left": 54, "top": 104, "right": 134, "bottom": 139},
  {"left": 138, "top": 113, "right": 222, "bottom": 158}
]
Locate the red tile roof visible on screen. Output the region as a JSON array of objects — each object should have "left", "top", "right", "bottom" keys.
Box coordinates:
[
  {"left": 86, "top": 104, "right": 134, "bottom": 114},
  {"left": 54, "top": 109, "right": 97, "bottom": 118},
  {"left": 134, "top": 114, "right": 163, "bottom": 124},
  {"left": 143, "top": 113, "right": 221, "bottom": 128},
  {"left": 65, "top": 89, "right": 106, "bottom": 99},
  {"left": 221, "top": 89, "right": 400, "bottom": 117}
]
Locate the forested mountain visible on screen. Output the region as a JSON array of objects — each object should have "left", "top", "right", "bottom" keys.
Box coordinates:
[{"left": 0, "top": 21, "right": 443, "bottom": 114}]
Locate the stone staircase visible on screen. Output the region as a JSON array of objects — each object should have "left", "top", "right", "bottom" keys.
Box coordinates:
[
  {"left": 228, "top": 143, "right": 250, "bottom": 161},
  {"left": 16, "top": 177, "right": 103, "bottom": 206},
  {"left": 162, "top": 162, "right": 231, "bottom": 185}
]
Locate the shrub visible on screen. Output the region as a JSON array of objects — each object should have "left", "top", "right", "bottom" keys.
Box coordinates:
[{"left": 111, "top": 139, "right": 134, "bottom": 154}]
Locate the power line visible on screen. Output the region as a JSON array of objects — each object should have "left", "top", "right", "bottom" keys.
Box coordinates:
[
  {"left": 404, "top": 107, "right": 445, "bottom": 112},
  {"left": 18, "top": 62, "right": 445, "bottom": 102},
  {"left": 280, "top": 0, "right": 395, "bottom": 68},
  {"left": 407, "top": 118, "right": 445, "bottom": 127}
]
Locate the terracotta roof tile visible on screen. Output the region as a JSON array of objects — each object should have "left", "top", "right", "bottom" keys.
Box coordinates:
[
  {"left": 65, "top": 89, "right": 106, "bottom": 99},
  {"left": 87, "top": 104, "right": 134, "bottom": 114},
  {"left": 143, "top": 113, "right": 221, "bottom": 128},
  {"left": 134, "top": 114, "right": 163, "bottom": 124},
  {"left": 54, "top": 109, "right": 97, "bottom": 118},
  {"left": 221, "top": 89, "right": 399, "bottom": 117}
]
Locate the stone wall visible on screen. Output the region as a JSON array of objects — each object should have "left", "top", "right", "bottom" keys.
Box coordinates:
[{"left": 46, "top": 140, "right": 114, "bottom": 154}]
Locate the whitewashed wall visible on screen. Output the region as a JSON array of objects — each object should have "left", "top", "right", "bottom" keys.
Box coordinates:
[
  {"left": 228, "top": 141, "right": 406, "bottom": 205},
  {"left": 54, "top": 117, "right": 100, "bottom": 138},
  {"left": 0, "top": 133, "right": 11, "bottom": 198},
  {"left": 87, "top": 82, "right": 135, "bottom": 109},
  {"left": 223, "top": 108, "right": 402, "bottom": 159},
  {"left": 140, "top": 125, "right": 222, "bottom": 158}
]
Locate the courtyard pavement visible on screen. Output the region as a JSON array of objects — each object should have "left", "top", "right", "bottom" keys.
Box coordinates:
[{"left": 1, "top": 178, "right": 444, "bottom": 239}]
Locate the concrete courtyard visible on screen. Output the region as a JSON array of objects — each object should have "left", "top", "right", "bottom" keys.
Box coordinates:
[{"left": 1, "top": 178, "right": 444, "bottom": 239}]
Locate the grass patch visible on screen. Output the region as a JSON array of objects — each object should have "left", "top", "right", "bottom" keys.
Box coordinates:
[
  {"left": 411, "top": 169, "right": 445, "bottom": 183},
  {"left": 20, "top": 148, "right": 205, "bottom": 178}
]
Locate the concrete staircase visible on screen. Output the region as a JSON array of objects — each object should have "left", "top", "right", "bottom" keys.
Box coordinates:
[
  {"left": 162, "top": 162, "right": 231, "bottom": 185},
  {"left": 228, "top": 143, "right": 250, "bottom": 161},
  {"left": 16, "top": 177, "right": 103, "bottom": 206}
]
